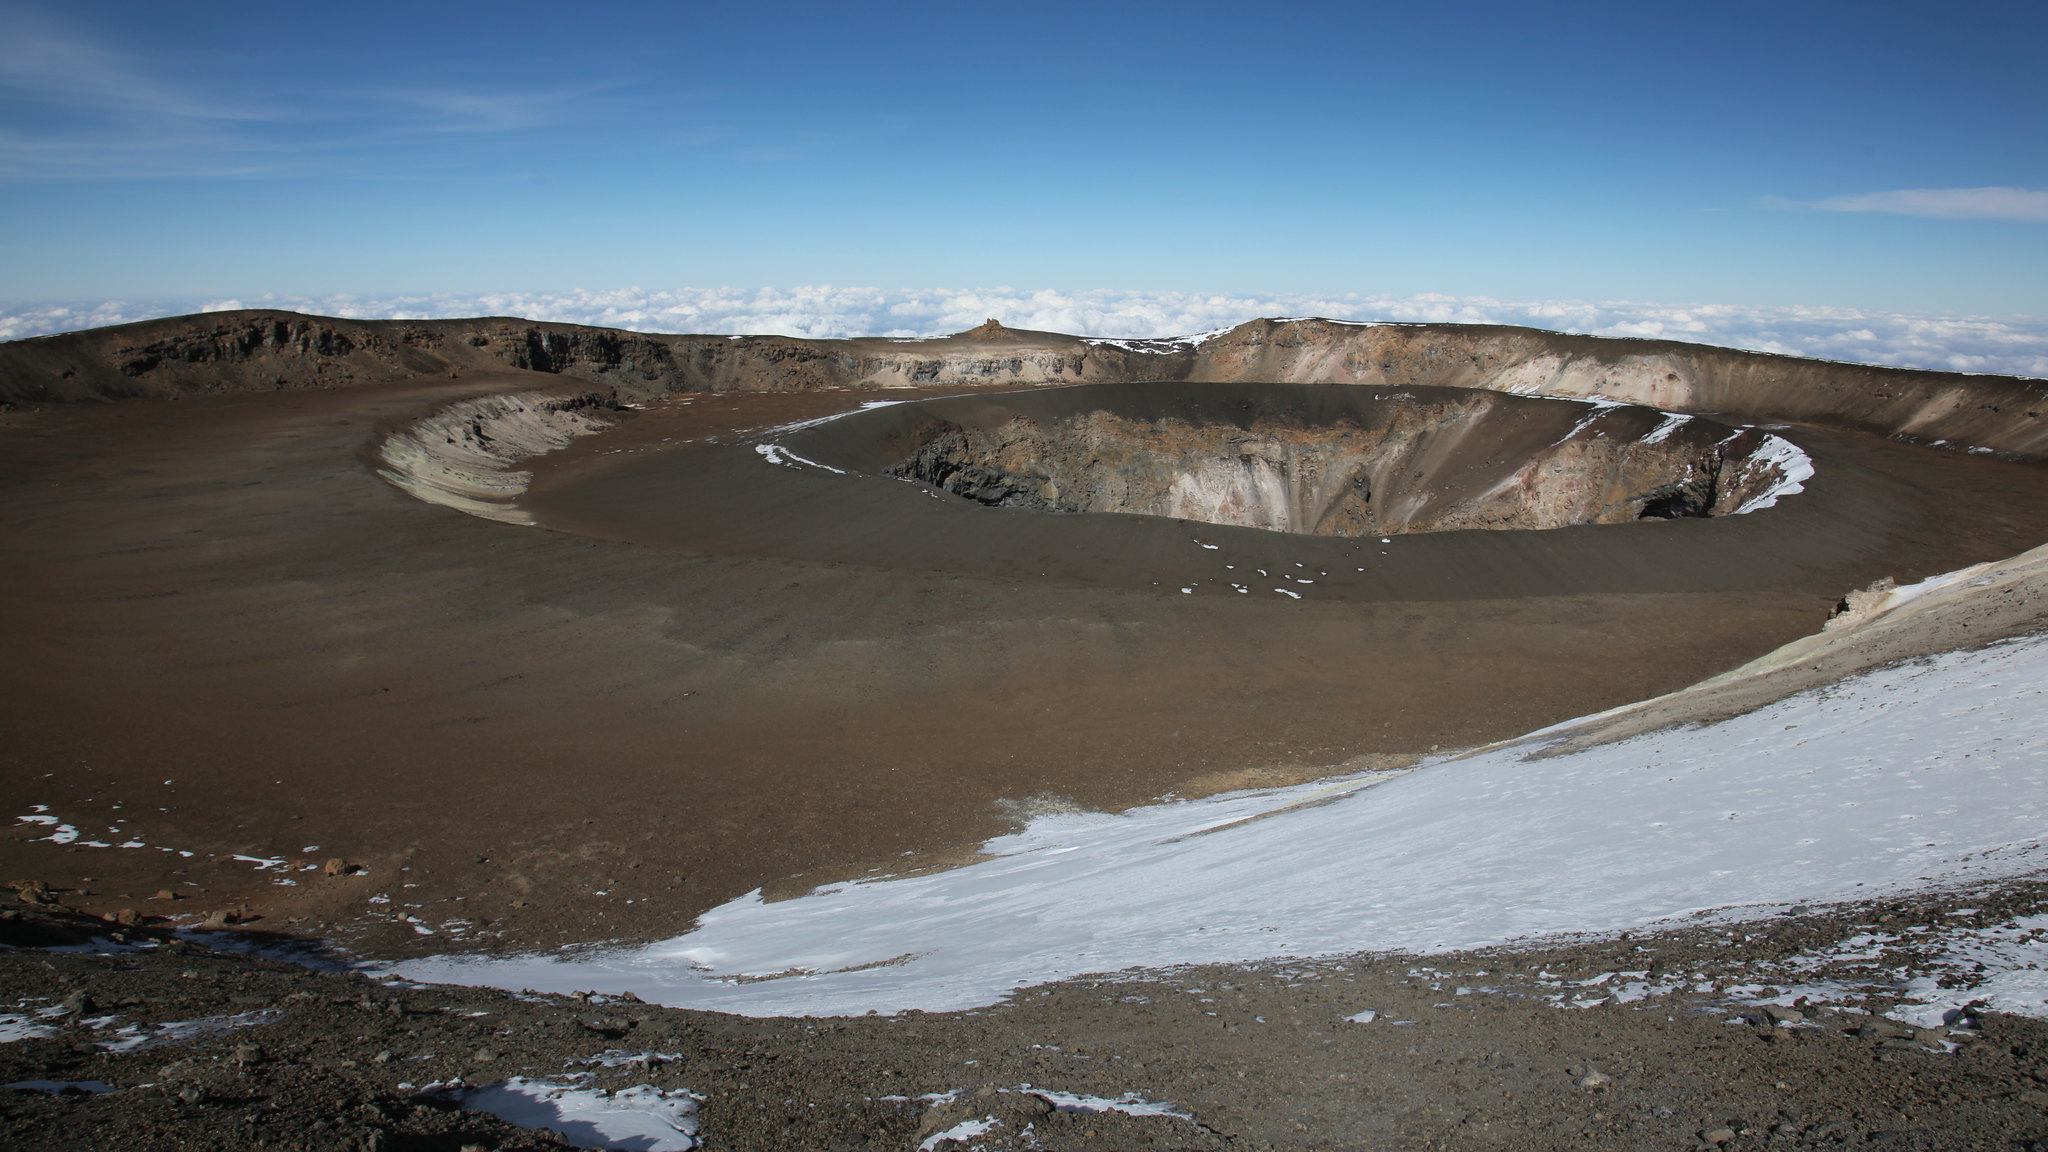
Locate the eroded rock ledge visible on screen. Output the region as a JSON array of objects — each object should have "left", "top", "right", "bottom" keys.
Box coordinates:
[{"left": 375, "top": 390, "right": 624, "bottom": 523}]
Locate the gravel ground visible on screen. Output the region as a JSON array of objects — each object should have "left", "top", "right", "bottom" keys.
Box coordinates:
[{"left": 7, "top": 883, "right": 2048, "bottom": 1152}]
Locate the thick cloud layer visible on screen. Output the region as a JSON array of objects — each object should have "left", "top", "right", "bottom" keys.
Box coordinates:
[{"left": 4, "top": 287, "right": 2046, "bottom": 379}]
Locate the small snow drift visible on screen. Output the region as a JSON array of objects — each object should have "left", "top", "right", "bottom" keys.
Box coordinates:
[{"left": 774, "top": 382, "right": 1808, "bottom": 536}]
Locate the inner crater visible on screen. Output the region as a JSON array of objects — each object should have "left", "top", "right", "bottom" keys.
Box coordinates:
[{"left": 774, "top": 381, "right": 1808, "bottom": 537}]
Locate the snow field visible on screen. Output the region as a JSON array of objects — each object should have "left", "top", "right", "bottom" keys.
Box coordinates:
[{"left": 394, "top": 632, "right": 2048, "bottom": 1017}]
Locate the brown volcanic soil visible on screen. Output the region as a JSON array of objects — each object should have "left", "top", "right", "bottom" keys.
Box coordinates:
[
  {"left": 5, "top": 377, "right": 2048, "bottom": 959},
  {"left": 6, "top": 316, "right": 2048, "bottom": 1149}
]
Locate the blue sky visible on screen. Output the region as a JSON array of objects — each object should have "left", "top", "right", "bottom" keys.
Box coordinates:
[{"left": 2, "top": 0, "right": 2045, "bottom": 318}]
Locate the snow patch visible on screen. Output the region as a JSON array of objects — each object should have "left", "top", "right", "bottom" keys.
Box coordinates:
[
  {"left": 920, "top": 1116, "right": 998, "bottom": 1150},
  {"left": 94, "top": 1010, "right": 282, "bottom": 1054},
  {"left": 14, "top": 814, "right": 79, "bottom": 844},
  {"left": 451, "top": 1078, "right": 701, "bottom": 1150},
  {"left": 1733, "top": 433, "right": 1816, "bottom": 513},
  {"left": 1891, "top": 913, "right": 2048, "bottom": 1027},
  {"left": 451, "top": 1078, "right": 700, "bottom": 1150},
  {"left": 1029, "top": 1088, "right": 1190, "bottom": 1118},
  {"left": 0, "top": 1005, "right": 69, "bottom": 1043}
]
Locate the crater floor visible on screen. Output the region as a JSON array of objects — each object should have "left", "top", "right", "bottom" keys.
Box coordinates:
[{"left": 2, "top": 371, "right": 2046, "bottom": 960}]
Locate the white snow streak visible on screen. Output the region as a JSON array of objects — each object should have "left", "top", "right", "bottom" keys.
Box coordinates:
[
  {"left": 753, "top": 442, "right": 847, "bottom": 475},
  {"left": 1641, "top": 412, "right": 1695, "bottom": 444},
  {"left": 1029, "top": 1089, "right": 1190, "bottom": 1118},
  {"left": 919, "top": 1117, "right": 998, "bottom": 1150}
]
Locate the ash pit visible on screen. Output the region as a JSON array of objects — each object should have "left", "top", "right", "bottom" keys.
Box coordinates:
[{"left": 774, "top": 381, "right": 1806, "bottom": 537}]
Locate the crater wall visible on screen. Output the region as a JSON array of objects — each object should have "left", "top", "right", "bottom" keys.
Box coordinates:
[
  {"left": 1190, "top": 319, "right": 2048, "bottom": 460},
  {"left": 9, "top": 310, "right": 2048, "bottom": 463},
  {"left": 787, "top": 383, "right": 1799, "bottom": 536}
]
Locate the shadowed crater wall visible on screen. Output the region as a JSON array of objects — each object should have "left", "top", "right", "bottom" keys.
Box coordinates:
[{"left": 779, "top": 382, "right": 1805, "bottom": 536}]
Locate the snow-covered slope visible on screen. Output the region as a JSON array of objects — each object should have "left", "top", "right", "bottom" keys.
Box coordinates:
[{"left": 395, "top": 614, "right": 2048, "bottom": 1017}]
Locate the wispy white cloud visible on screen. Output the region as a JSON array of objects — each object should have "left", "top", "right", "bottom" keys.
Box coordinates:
[
  {"left": 369, "top": 82, "right": 630, "bottom": 135},
  {"left": 0, "top": 7, "right": 268, "bottom": 122},
  {"left": 1782, "top": 186, "right": 2048, "bottom": 222},
  {"left": 0, "top": 6, "right": 280, "bottom": 179},
  {"left": 0, "top": 8, "right": 654, "bottom": 180},
  {"left": 6, "top": 287, "right": 2047, "bottom": 379}
]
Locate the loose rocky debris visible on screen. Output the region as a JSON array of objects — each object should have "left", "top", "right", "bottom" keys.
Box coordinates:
[{"left": 7, "top": 881, "right": 2048, "bottom": 1150}]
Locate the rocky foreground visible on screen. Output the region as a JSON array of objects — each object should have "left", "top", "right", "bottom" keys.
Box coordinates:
[{"left": 8, "top": 883, "right": 2048, "bottom": 1152}]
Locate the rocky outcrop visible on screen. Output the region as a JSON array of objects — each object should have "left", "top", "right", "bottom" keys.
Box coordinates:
[
  {"left": 799, "top": 383, "right": 1800, "bottom": 536},
  {"left": 374, "top": 391, "right": 625, "bottom": 524},
  {"left": 0, "top": 313, "right": 452, "bottom": 398}
]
